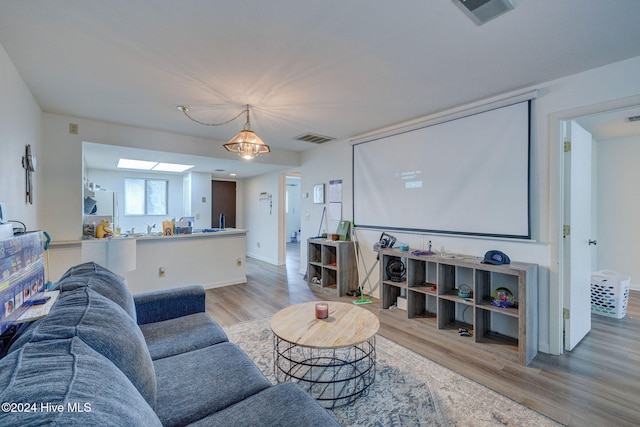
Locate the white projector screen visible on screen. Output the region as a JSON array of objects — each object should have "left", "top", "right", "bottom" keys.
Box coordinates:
[{"left": 353, "top": 101, "right": 530, "bottom": 239}]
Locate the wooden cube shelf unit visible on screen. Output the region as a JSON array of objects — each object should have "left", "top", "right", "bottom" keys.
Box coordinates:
[
  {"left": 379, "top": 247, "right": 538, "bottom": 365},
  {"left": 307, "top": 238, "right": 358, "bottom": 297}
]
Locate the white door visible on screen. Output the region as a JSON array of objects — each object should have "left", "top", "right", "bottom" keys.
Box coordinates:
[{"left": 563, "top": 120, "right": 593, "bottom": 351}]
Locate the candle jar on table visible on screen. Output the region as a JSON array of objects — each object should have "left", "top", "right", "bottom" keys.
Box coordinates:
[{"left": 315, "top": 303, "right": 329, "bottom": 319}]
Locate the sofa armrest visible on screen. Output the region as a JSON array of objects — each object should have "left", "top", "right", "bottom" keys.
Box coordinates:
[{"left": 134, "top": 285, "right": 206, "bottom": 325}]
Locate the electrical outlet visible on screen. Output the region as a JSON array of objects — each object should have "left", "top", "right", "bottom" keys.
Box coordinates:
[
  {"left": 201, "top": 196, "right": 206, "bottom": 203},
  {"left": 236, "top": 258, "right": 242, "bottom": 267},
  {"left": 256, "top": 242, "right": 260, "bottom": 248},
  {"left": 69, "top": 123, "right": 78, "bottom": 134},
  {"left": 195, "top": 214, "right": 200, "bottom": 220},
  {"left": 158, "top": 267, "right": 165, "bottom": 277}
]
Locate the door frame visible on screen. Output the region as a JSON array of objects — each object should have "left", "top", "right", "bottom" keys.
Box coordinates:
[{"left": 549, "top": 94, "right": 640, "bottom": 355}]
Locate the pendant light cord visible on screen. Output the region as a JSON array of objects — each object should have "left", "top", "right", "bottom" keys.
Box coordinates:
[{"left": 177, "top": 105, "right": 249, "bottom": 128}]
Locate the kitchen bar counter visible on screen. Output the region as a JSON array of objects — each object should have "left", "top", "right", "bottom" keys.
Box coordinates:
[
  {"left": 52, "top": 228, "right": 247, "bottom": 244},
  {"left": 48, "top": 229, "right": 247, "bottom": 293}
]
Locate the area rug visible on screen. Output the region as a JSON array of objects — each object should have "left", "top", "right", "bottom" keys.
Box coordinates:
[{"left": 223, "top": 319, "right": 560, "bottom": 427}]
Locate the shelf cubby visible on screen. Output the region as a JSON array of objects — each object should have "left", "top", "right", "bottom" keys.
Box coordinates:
[
  {"left": 307, "top": 238, "right": 358, "bottom": 297},
  {"left": 381, "top": 282, "right": 403, "bottom": 309},
  {"left": 408, "top": 290, "right": 437, "bottom": 320},
  {"left": 379, "top": 247, "right": 538, "bottom": 365},
  {"left": 309, "top": 242, "right": 322, "bottom": 264}
]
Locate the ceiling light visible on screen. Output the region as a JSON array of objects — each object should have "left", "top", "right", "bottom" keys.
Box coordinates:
[
  {"left": 117, "top": 158, "right": 157, "bottom": 170},
  {"left": 178, "top": 104, "right": 270, "bottom": 160},
  {"left": 152, "top": 163, "right": 194, "bottom": 173}
]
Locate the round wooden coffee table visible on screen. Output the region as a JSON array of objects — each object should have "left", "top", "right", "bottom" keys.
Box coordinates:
[{"left": 270, "top": 301, "right": 379, "bottom": 408}]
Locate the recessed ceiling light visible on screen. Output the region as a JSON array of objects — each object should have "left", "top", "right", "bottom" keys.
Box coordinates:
[
  {"left": 230, "top": 173, "right": 237, "bottom": 177},
  {"left": 152, "top": 163, "right": 194, "bottom": 173},
  {"left": 117, "top": 158, "right": 157, "bottom": 170}
]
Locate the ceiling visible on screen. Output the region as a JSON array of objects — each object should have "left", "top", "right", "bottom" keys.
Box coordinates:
[{"left": 1, "top": 1, "right": 640, "bottom": 176}]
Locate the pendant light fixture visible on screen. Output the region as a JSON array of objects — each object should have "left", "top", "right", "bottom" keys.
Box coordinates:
[{"left": 177, "top": 104, "right": 270, "bottom": 160}]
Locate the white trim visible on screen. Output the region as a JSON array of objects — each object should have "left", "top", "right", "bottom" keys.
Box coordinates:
[{"left": 350, "top": 89, "right": 538, "bottom": 145}]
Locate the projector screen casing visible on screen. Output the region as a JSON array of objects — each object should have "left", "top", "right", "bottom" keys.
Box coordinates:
[{"left": 352, "top": 101, "right": 531, "bottom": 239}]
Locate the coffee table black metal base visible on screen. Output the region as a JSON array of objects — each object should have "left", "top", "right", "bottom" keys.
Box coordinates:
[{"left": 273, "top": 335, "right": 376, "bottom": 409}]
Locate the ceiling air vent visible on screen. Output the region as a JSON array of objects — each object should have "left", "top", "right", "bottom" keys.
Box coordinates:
[
  {"left": 627, "top": 115, "right": 640, "bottom": 123},
  {"left": 452, "top": 0, "right": 514, "bottom": 25},
  {"left": 293, "top": 133, "right": 336, "bottom": 144}
]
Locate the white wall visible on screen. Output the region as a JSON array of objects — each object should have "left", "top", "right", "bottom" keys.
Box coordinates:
[
  {"left": 243, "top": 172, "right": 282, "bottom": 264},
  {"left": 184, "top": 172, "right": 213, "bottom": 229},
  {"left": 597, "top": 134, "right": 640, "bottom": 289},
  {"left": 123, "top": 233, "right": 247, "bottom": 292},
  {"left": 297, "top": 56, "right": 640, "bottom": 355},
  {"left": 300, "top": 140, "right": 354, "bottom": 265},
  {"left": 0, "top": 44, "right": 42, "bottom": 229}
]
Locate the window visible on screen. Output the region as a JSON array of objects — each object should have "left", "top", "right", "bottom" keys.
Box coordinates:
[{"left": 124, "top": 178, "right": 168, "bottom": 215}]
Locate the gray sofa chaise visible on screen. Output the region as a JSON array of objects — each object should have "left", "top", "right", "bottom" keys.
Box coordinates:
[{"left": 0, "top": 262, "right": 340, "bottom": 426}]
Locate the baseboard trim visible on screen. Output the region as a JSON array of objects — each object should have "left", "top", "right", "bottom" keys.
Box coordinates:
[{"left": 202, "top": 278, "right": 247, "bottom": 289}]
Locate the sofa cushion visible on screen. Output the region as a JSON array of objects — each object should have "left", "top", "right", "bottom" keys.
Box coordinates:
[
  {"left": 57, "top": 262, "right": 136, "bottom": 320},
  {"left": 153, "top": 342, "right": 272, "bottom": 427},
  {"left": 140, "top": 312, "right": 228, "bottom": 360},
  {"left": 0, "top": 337, "right": 162, "bottom": 427},
  {"left": 189, "top": 382, "right": 340, "bottom": 427},
  {"left": 8, "top": 287, "right": 156, "bottom": 409},
  {"left": 134, "top": 285, "right": 206, "bottom": 325}
]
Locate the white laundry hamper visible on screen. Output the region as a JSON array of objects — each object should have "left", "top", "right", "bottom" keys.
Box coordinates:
[{"left": 590, "top": 270, "right": 631, "bottom": 319}]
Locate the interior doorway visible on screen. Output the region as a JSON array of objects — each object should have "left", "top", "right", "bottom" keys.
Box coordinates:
[
  {"left": 284, "top": 174, "right": 301, "bottom": 273},
  {"left": 211, "top": 180, "right": 236, "bottom": 228},
  {"left": 557, "top": 100, "right": 640, "bottom": 354}
]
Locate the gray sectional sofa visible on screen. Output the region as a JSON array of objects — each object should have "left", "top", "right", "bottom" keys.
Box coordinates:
[{"left": 0, "top": 262, "right": 340, "bottom": 426}]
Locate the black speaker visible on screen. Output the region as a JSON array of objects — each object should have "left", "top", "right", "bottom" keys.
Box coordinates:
[{"left": 452, "top": 0, "right": 514, "bottom": 25}]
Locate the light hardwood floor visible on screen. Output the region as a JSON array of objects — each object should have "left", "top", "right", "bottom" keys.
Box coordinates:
[{"left": 205, "top": 243, "right": 640, "bottom": 426}]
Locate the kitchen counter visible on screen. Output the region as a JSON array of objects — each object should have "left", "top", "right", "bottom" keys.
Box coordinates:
[
  {"left": 47, "top": 229, "right": 248, "bottom": 293},
  {"left": 55, "top": 228, "right": 247, "bottom": 244}
]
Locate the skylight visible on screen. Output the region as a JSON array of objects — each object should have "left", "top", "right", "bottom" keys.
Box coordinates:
[
  {"left": 117, "top": 158, "right": 157, "bottom": 170},
  {"left": 117, "top": 159, "right": 194, "bottom": 173}
]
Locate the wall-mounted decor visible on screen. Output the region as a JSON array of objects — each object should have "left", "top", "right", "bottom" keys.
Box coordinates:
[
  {"left": 259, "top": 192, "right": 273, "bottom": 214},
  {"left": 328, "top": 179, "right": 342, "bottom": 203},
  {"left": 313, "top": 184, "right": 325, "bottom": 204},
  {"left": 21, "top": 144, "right": 36, "bottom": 204}
]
